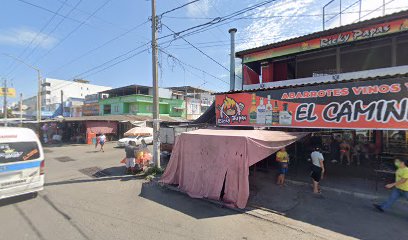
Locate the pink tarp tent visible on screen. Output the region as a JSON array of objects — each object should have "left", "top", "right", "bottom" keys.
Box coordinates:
[{"left": 160, "top": 129, "right": 309, "bottom": 208}]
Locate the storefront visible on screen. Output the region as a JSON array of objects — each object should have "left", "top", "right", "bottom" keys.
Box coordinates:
[{"left": 215, "top": 75, "right": 408, "bottom": 190}]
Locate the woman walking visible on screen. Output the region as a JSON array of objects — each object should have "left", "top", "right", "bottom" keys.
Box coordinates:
[{"left": 311, "top": 147, "right": 325, "bottom": 194}]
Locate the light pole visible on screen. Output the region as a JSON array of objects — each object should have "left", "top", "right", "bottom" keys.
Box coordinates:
[{"left": 2, "top": 53, "right": 42, "bottom": 123}]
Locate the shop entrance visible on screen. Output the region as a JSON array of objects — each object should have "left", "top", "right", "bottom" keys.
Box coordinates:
[{"left": 250, "top": 129, "right": 408, "bottom": 196}]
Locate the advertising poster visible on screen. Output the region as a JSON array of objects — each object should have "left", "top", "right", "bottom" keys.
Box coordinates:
[{"left": 216, "top": 77, "right": 408, "bottom": 130}]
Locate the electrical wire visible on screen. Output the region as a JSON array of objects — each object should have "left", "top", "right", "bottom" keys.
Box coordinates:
[
  {"left": 159, "top": 48, "right": 228, "bottom": 85},
  {"left": 33, "top": 0, "right": 113, "bottom": 65},
  {"left": 159, "top": 0, "right": 200, "bottom": 16},
  {"left": 7, "top": 0, "right": 84, "bottom": 79},
  {"left": 15, "top": 0, "right": 89, "bottom": 25},
  {"left": 5, "top": 0, "right": 68, "bottom": 77},
  {"left": 46, "top": 20, "right": 149, "bottom": 76},
  {"left": 72, "top": 43, "right": 150, "bottom": 79}
]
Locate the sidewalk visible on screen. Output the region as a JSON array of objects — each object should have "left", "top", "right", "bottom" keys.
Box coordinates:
[{"left": 248, "top": 171, "right": 408, "bottom": 240}]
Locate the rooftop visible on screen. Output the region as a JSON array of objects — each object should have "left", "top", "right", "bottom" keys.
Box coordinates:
[{"left": 99, "top": 85, "right": 151, "bottom": 96}]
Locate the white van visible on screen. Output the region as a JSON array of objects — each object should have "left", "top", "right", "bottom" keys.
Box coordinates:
[{"left": 0, "top": 127, "right": 45, "bottom": 200}]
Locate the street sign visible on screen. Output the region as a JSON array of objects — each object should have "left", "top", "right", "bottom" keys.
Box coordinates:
[{"left": 0, "top": 88, "right": 16, "bottom": 97}]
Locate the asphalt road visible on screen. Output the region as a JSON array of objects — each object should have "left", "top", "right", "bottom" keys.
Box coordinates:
[{"left": 0, "top": 143, "right": 342, "bottom": 240}]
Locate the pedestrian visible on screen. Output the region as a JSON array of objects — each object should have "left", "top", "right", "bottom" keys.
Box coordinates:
[
  {"left": 98, "top": 133, "right": 106, "bottom": 152},
  {"left": 95, "top": 134, "right": 99, "bottom": 149},
  {"left": 373, "top": 158, "right": 408, "bottom": 213},
  {"left": 339, "top": 140, "right": 351, "bottom": 165},
  {"left": 352, "top": 142, "right": 362, "bottom": 165},
  {"left": 124, "top": 140, "right": 137, "bottom": 174},
  {"left": 311, "top": 147, "right": 325, "bottom": 194},
  {"left": 330, "top": 136, "right": 340, "bottom": 163},
  {"left": 276, "top": 147, "right": 289, "bottom": 186}
]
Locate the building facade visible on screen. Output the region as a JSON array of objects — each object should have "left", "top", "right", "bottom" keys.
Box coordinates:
[
  {"left": 22, "top": 78, "right": 112, "bottom": 118},
  {"left": 98, "top": 85, "right": 186, "bottom": 118},
  {"left": 215, "top": 11, "right": 408, "bottom": 189},
  {"left": 168, "top": 86, "right": 215, "bottom": 120}
]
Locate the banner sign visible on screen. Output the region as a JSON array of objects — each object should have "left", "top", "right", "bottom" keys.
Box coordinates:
[
  {"left": 0, "top": 88, "right": 16, "bottom": 97},
  {"left": 215, "top": 77, "right": 408, "bottom": 130},
  {"left": 243, "top": 18, "right": 408, "bottom": 63}
]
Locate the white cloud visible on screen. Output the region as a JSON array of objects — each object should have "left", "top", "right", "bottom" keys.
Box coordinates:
[
  {"left": 237, "top": 0, "right": 408, "bottom": 51},
  {"left": 237, "top": 0, "right": 318, "bottom": 50},
  {"left": 186, "top": 0, "right": 217, "bottom": 17},
  {"left": 0, "top": 28, "right": 57, "bottom": 49}
]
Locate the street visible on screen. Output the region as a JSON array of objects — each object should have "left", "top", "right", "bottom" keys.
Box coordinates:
[{"left": 0, "top": 143, "right": 337, "bottom": 240}]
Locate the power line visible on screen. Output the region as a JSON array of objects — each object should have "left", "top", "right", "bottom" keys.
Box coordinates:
[
  {"left": 162, "top": 24, "right": 241, "bottom": 80},
  {"left": 159, "top": 0, "right": 200, "bottom": 16},
  {"left": 54, "top": 0, "right": 129, "bottom": 31},
  {"left": 8, "top": 0, "right": 84, "bottom": 79},
  {"left": 15, "top": 0, "right": 89, "bottom": 26},
  {"left": 33, "top": 0, "right": 112, "bottom": 65},
  {"left": 46, "top": 20, "right": 149, "bottom": 76},
  {"left": 72, "top": 43, "right": 150, "bottom": 79},
  {"left": 5, "top": 0, "right": 68, "bottom": 77},
  {"left": 159, "top": 48, "right": 228, "bottom": 85}
]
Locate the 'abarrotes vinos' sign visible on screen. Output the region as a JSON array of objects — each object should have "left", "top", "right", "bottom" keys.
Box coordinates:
[{"left": 215, "top": 77, "right": 408, "bottom": 130}]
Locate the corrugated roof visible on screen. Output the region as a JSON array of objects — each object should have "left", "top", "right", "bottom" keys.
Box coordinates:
[
  {"left": 44, "top": 115, "right": 184, "bottom": 122},
  {"left": 214, "top": 73, "right": 408, "bottom": 95},
  {"left": 236, "top": 10, "right": 408, "bottom": 58}
]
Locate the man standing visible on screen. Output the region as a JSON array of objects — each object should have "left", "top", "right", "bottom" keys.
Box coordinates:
[
  {"left": 374, "top": 158, "right": 408, "bottom": 212},
  {"left": 276, "top": 147, "right": 289, "bottom": 186},
  {"left": 124, "top": 140, "right": 137, "bottom": 174}
]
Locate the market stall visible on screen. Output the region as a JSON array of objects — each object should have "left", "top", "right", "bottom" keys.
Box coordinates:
[{"left": 160, "top": 129, "right": 308, "bottom": 208}]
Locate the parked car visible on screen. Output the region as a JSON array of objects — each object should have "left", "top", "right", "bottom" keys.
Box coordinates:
[{"left": 117, "top": 135, "right": 153, "bottom": 147}]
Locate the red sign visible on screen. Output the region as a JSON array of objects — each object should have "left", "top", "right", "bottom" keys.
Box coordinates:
[{"left": 216, "top": 77, "right": 408, "bottom": 130}]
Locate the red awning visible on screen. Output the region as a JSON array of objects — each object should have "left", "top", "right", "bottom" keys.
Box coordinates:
[{"left": 86, "top": 121, "right": 117, "bottom": 134}]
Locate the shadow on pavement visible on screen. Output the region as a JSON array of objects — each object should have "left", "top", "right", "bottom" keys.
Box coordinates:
[
  {"left": 139, "top": 181, "right": 240, "bottom": 220},
  {"left": 249, "top": 171, "right": 408, "bottom": 240},
  {"left": 45, "top": 175, "right": 144, "bottom": 187},
  {"left": 0, "top": 192, "right": 38, "bottom": 207}
]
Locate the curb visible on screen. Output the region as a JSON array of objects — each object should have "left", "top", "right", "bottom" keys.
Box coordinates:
[
  {"left": 285, "top": 179, "right": 408, "bottom": 205},
  {"left": 157, "top": 181, "right": 355, "bottom": 240}
]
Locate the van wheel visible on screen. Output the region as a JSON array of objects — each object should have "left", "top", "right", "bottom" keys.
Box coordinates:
[{"left": 31, "top": 192, "right": 38, "bottom": 199}]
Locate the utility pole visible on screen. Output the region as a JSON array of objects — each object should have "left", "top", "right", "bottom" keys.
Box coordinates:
[
  {"left": 2, "top": 78, "right": 8, "bottom": 127},
  {"left": 151, "top": 0, "right": 160, "bottom": 168},
  {"left": 37, "top": 69, "right": 42, "bottom": 123},
  {"left": 61, "top": 90, "right": 64, "bottom": 116},
  {"left": 20, "top": 93, "right": 23, "bottom": 127}
]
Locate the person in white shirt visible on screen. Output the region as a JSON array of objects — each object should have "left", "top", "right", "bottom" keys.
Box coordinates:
[
  {"left": 311, "top": 147, "right": 325, "bottom": 194},
  {"left": 98, "top": 134, "right": 107, "bottom": 152}
]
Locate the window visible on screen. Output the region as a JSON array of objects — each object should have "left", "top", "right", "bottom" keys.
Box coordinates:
[
  {"left": 0, "top": 142, "right": 40, "bottom": 163},
  {"left": 103, "top": 105, "right": 111, "bottom": 114},
  {"left": 340, "top": 39, "right": 392, "bottom": 72},
  {"left": 130, "top": 104, "right": 138, "bottom": 114},
  {"left": 146, "top": 105, "right": 153, "bottom": 113}
]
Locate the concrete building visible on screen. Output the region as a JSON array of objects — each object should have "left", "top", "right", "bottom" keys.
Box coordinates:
[
  {"left": 23, "top": 78, "right": 111, "bottom": 119},
  {"left": 98, "top": 85, "right": 185, "bottom": 118},
  {"left": 168, "top": 86, "right": 215, "bottom": 120}
]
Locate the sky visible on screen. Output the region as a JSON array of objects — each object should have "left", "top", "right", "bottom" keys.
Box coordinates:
[{"left": 0, "top": 0, "right": 407, "bottom": 105}]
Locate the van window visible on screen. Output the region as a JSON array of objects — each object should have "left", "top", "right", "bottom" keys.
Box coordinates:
[{"left": 0, "top": 142, "right": 40, "bottom": 163}]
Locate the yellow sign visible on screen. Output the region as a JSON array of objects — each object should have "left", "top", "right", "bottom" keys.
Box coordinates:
[{"left": 0, "top": 88, "right": 16, "bottom": 97}]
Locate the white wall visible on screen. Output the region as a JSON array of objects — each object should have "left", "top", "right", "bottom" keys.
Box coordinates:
[{"left": 42, "top": 78, "right": 111, "bottom": 106}]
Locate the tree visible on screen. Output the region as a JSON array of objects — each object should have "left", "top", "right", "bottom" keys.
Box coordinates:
[{"left": 0, "top": 109, "right": 15, "bottom": 118}]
